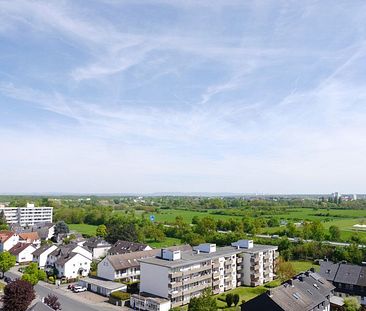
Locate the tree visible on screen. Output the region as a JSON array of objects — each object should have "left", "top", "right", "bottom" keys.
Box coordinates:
[
  {"left": 2, "top": 279, "right": 35, "bottom": 311},
  {"left": 96, "top": 224, "right": 107, "bottom": 238},
  {"left": 225, "top": 293, "right": 233, "bottom": 307},
  {"left": 233, "top": 294, "right": 240, "bottom": 306},
  {"left": 329, "top": 225, "right": 341, "bottom": 241},
  {"left": 21, "top": 262, "right": 47, "bottom": 285},
  {"left": 276, "top": 257, "right": 296, "bottom": 282},
  {"left": 187, "top": 288, "right": 217, "bottom": 311},
  {"left": 343, "top": 297, "right": 361, "bottom": 311},
  {"left": 44, "top": 294, "right": 62, "bottom": 310},
  {"left": 53, "top": 221, "right": 69, "bottom": 240},
  {"left": 105, "top": 215, "right": 141, "bottom": 244},
  {"left": 0, "top": 210, "right": 8, "bottom": 230},
  {"left": 0, "top": 251, "right": 16, "bottom": 278}
]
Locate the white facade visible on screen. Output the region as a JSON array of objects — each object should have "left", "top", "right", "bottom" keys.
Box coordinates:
[
  {"left": 130, "top": 294, "right": 171, "bottom": 311},
  {"left": 33, "top": 245, "right": 57, "bottom": 268},
  {"left": 15, "top": 244, "right": 36, "bottom": 263},
  {"left": 55, "top": 253, "right": 91, "bottom": 279},
  {"left": 0, "top": 204, "right": 53, "bottom": 226},
  {"left": 97, "top": 257, "right": 141, "bottom": 281},
  {"left": 92, "top": 245, "right": 110, "bottom": 259},
  {"left": 0, "top": 233, "right": 19, "bottom": 251},
  {"left": 47, "top": 245, "right": 92, "bottom": 266},
  {"left": 140, "top": 263, "right": 170, "bottom": 298}
]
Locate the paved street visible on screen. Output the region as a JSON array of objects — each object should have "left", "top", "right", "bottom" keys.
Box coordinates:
[{"left": 5, "top": 270, "right": 129, "bottom": 311}]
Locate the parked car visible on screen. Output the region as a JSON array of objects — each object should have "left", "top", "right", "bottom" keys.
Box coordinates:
[
  {"left": 73, "top": 286, "right": 87, "bottom": 293},
  {"left": 4, "top": 276, "right": 12, "bottom": 283}
]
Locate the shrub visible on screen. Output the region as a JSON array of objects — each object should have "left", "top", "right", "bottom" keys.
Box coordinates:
[{"left": 110, "top": 291, "right": 130, "bottom": 301}]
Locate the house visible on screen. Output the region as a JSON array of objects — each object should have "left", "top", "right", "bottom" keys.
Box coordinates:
[
  {"left": 54, "top": 252, "right": 91, "bottom": 279},
  {"left": 320, "top": 260, "right": 366, "bottom": 305},
  {"left": 242, "top": 270, "right": 335, "bottom": 311},
  {"left": 19, "top": 232, "right": 41, "bottom": 248},
  {"left": 31, "top": 223, "right": 55, "bottom": 240},
  {"left": 0, "top": 231, "right": 19, "bottom": 251},
  {"left": 28, "top": 302, "right": 53, "bottom": 311},
  {"left": 32, "top": 244, "right": 58, "bottom": 269},
  {"left": 98, "top": 249, "right": 161, "bottom": 281},
  {"left": 78, "top": 277, "right": 127, "bottom": 296},
  {"left": 47, "top": 244, "right": 92, "bottom": 266},
  {"left": 108, "top": 240, "right": 152, "bottom": 255},
  {"left": 139, "top": 241, "right": 277, "bottom": 308},
  {"left": 84, "top": 237, "right": 111, "bottom": 259},
  {"left": 10, "top": 222, "right": 55, "bottom": 241},
  {"left": 130, "top": 292, "right": 171, "bottom": 311},
  {"left": 9, "top": 242, "right": 36, "bottom": 263},
  {"left": 46, "top": 243, "right": 92, "bottom": 279}
]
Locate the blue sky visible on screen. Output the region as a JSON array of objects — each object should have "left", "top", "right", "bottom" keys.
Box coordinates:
[{"left": 1, "top": 0, "right": 366, "bottom": 194}]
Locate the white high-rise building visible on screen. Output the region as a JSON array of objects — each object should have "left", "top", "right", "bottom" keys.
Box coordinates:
[{"left": 0, "top": 203, "right": 53, "bottom": 226}]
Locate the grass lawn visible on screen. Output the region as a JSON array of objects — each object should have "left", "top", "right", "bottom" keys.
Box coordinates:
[
  {"left": 290, "top": 260, "right": 319, "bottom": 274},
  {"left": 147, "top": 237, "right": 182, "bottom": 248},
  {"left": 215, "top": 286, "right": 267, "bottom": 310},
  {"left": 69, "top": 224, "right": 98, "bottom": 236}
]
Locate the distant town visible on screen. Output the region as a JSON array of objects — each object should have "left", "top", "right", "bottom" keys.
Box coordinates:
[{"left": 0, "top": 194, "right": 365, "bottom": 310}]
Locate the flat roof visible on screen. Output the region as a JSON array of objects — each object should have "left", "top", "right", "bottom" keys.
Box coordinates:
[
  {"left": 79, "top": 277, "right": 127, "bottom": 290},
  {"left": 140, "top": 244, "right": 277, "bottom": 268}
]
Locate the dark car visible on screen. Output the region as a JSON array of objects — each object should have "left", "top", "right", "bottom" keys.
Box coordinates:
[
  {"left": 67, "top": 284, "right": 75, "bottom": 290},
  {"left": 4, "top": 276, "right": 12, "bottom": 283}
]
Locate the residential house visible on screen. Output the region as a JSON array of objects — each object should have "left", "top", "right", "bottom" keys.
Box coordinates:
[
  {"left": 139, "top": 240, "right": 277, "bottom": 308},
  {"left": 28, "top": 302, "right": 53, "bottom": 311},
  {"left": 54, "top": 252, "right": 91, "bottom": 279},
  {"left": 98, "top": 245, "right": 192, "bottom": 282},
  {"left": 98, "top": 249, "right": 160, "bottom": 281},
  {"left": 19, "top": 232, "right": 41, "bottom": 248},
  {"left": 242, "top": 270, "right": 335, "bottom": 311},
  {"left": 10, "top": 222, "right": 55, "bottom": 241},
  {"left": 84, "top": 237, "right": 111, "bottom": 259},
  {"left": 9, "top": 242, "right": 36, "bottom": 263},
  {"left": 0, "top": 231, "right": 19, "bottom": 251},
  {"left": 46, "top": 244, "right": 92, "bottom": 279},
  {"left": 32, "top": 244, "right": 58, "bottom": 269},
  {"left": 320, "top": 260, "right": 366, "bottom": 305},
  {"left": 108, "top": 240, "right": 152, "bottom": 255}
]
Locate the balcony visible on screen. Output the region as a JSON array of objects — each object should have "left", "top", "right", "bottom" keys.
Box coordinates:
[
  {"left": 182, "top": 274, "right": 212, "bottom": 285},
  {"left": 169, "top": 271, "right": 183, "bottom": 278},
  {"left": 183, "top": 266, "right": 212, "bottom": 275},
  {"left": 182, "top": 283, "right": 210, "bottom": 295}
]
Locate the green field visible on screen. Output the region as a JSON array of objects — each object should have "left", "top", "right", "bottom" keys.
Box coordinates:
[
  {"left": 69, "top": 224, "right": 98, "bottom": 236},
  {"left": 140, "top": 208, "right": 366, "bottom": 241}
]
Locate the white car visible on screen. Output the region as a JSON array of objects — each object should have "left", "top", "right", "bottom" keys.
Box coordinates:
[{"left": 73, "top": 286, "right": 87, "bottom": 293}]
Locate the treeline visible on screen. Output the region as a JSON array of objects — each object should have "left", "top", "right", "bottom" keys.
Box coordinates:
[
  {"left": 271, "top": 238, "right": 366, "bottom": 265},
  {"left": 54, "top": 206, "right": 113, "bottom": 225}
]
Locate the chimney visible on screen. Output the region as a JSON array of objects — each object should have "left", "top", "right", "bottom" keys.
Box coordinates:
[
  {"left": 267, "top": 289, "right": 273, "bottom": 297},
  {"left": 288, "top": 279, "right": 293, "bottom": 286},
  {"left": 310, "top": 267, "right": 315, "bottom": 273}
]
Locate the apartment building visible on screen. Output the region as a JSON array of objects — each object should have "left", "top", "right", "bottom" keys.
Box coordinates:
[
  {"left": 0, "top": 203, "right": 53, "bottom": 226},
  {"left": 139, "top": 240, "right": 278, "bottom": 308}
]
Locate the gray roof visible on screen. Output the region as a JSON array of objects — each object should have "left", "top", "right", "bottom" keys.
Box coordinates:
[
  {"left": 106, "top": 249, "right": 161, "bottom": 270},
  {"left": 28, "top": 302, "right": 53, "bottom": 311},
  {"left": 54, "top": 251, "right": 90, "bottom": 266},
  {"left": 245, "top": 272, "right": 334, "bottom": 311},
  {"left": 108, "top": 240, "right": 151, "bottom": 255},
  {"left": 84, "top": 237, "right": 111, "bottom": 249},
  {"left": 140, "top": 246, "right": 241, "bottom": 268},
  {"left": 32, "top": 244, "right": 54, "bottom": 257},
  {"left": 78, "top": 277, "right": 127, "bottom": 290},
  {"left": 334, "top": 264, "right": 362, "bottom": 285},
  {"left": 319, "top": 260, "right": 340, "bottom": 282},
  {"left": 319, "top": 261, "right": 366, "bottom": 287}
]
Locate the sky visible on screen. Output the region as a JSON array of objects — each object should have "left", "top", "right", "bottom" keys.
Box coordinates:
[{"left": 1, "top": 0, "right": 366, "bottom": 194}]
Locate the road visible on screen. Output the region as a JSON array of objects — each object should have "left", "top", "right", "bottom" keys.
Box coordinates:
[{"left": 5, "top": 271, "right": 124, "bottom": 311}]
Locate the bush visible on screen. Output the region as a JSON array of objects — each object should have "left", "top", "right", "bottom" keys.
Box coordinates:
[
  {"left": 110, "top": 291, "right": 130, "bottom": 301},
  {"left": 48, "top": 276, "right": 55, "bottom": 283}
]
